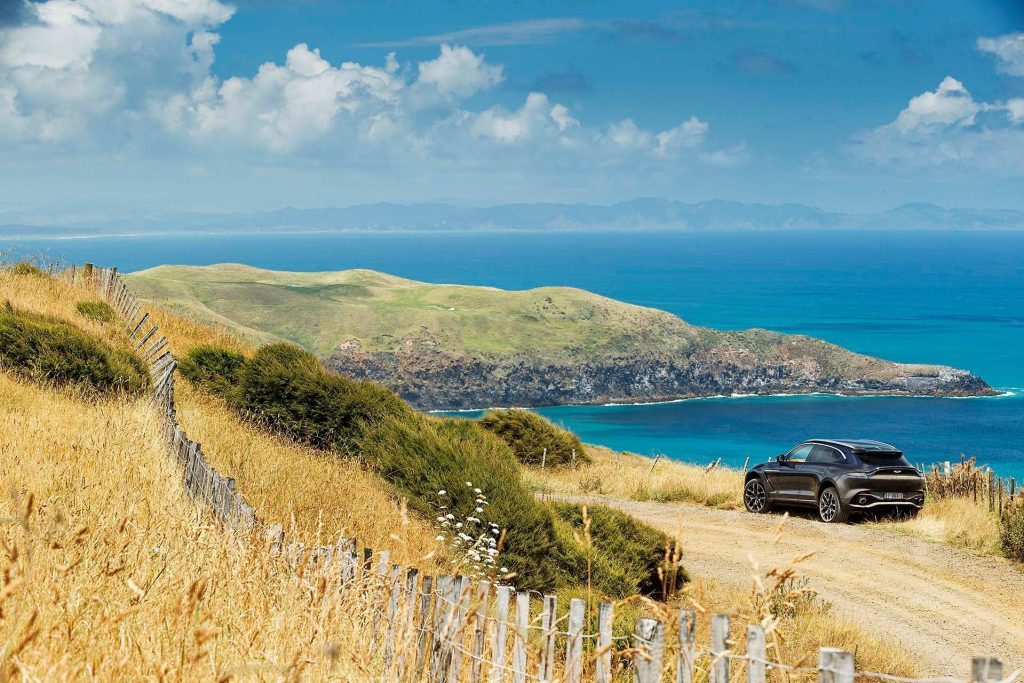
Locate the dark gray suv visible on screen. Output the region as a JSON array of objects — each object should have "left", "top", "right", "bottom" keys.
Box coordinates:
[{"left": 743, "top": 439, "right": 925, "bottom": 523}]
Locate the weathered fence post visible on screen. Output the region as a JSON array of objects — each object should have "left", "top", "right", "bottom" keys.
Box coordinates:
[
  {"left": 414, "top": 575, "right": 434, "bottom": 681},
  {"left": 819, "top": 648, "right": 855, "bottom": 683},
  {"left": 512, "top": 591, "right": 529, "bottom": 683},
  {"left": 747, "top": 625, "right": 766, "bottom": 683},
  {"left": 971, "top": 657, "right": 1004, "bottom": 683},
  {"left": 447, "top": 576, "right": 470, "bottom": 683},
  {"left": 430, "top": 575, "right": 453, "bottom": 681},
  {"left": 565, "top": 598, "right": 585, "bottom": 683},
  {"left": 710, "top": 613, "right": 730, "bottom": 683},
  {"left": 596, "top": 601, "right": 613, "bottom": 683},
  {"left": 487, "top": 585, "right": 511, "bottom": 683},
  {"left": 633, "top": 618, "right": 664, "bottom": 683},
  {"left": 469, "top": 580, "right": 491, "bottom": 683},
  {"left": 676, "top": 608, "right": 696, "bottom": 683},
  {"left": 538, "top": 594, "right": 557, "bottom": 683}
]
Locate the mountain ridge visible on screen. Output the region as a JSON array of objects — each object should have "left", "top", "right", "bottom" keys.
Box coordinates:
[{"left": 6, "top": 199, "right": 1024, "bottom": 236}]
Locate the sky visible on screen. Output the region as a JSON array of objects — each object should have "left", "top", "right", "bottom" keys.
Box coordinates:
[{"left": 0, "top": 0, "right": 1023, "bottom": 224}]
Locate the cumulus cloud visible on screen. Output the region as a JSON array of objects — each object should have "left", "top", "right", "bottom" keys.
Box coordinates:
[
  {"left": 853, "top": 76, "right": 1024, "bottom": 173},
  {"left": 893, "top": 77, "right": 981, "bottom": 132},
  {"left": 416, "top": 44, "right": 503, "bottom": 97},
  {"left": 977, "top": 32, "right": 1024, "bottom": 77},
  {"left": 0, "top": 0, "right": 234, "bottom": 143},
  {"left": 0, "top": 2, "right": 739, "bottom": 176}
]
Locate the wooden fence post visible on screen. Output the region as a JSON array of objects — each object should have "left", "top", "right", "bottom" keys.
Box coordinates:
[
  {"left": 430, "top": 575, "right": 453, "bottom": 682},
  {"left": 469, "top": 581, "right": 491, "bottom": 683},
  {"left": 447, "top": 576, "right": 470, "bottom": 683},
  {"left": 565, "top": 598, "right": 585, "bottom": 683},
  {"left": 487, "top": 586, "right": 511, "bottom": 683},
  {"left": 415, "top": 575, "right": 434, "bottom": 681},
  {"left": 747, "top": 625, "right": 766, "bottom": 683},
  {"left": 596, "top": 602, "right": 613, "bottom": 683},
  {"left": 710, "top": 614, "right": 730, "bottom": 683},
  {"left": 384, "top": 564, "right": 403, "bottom": 669},
  {"left": 676, "top": 608, "right": 696, "bottom": 683},
  {"left": 538, "top": 594, "right": 557, "bottom": 683},
  {"left": 395, "top": 568, "right": 420, "bottom": 681},
  {"left": 633, "top": 618, "right": 664, "bottom": 683},
  {"left": 971, "top": 657, "right": 1003, "bottom": 683},
  {"left": 512, "top": 591, "right": 529, "bottom": 683}
]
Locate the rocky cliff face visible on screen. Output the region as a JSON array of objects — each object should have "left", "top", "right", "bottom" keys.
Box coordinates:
[{"left": 325, "top": 340, "right": 994, "bottom": 410}]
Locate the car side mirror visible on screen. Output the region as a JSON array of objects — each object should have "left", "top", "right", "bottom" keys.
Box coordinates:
[{"left": 776, "top": 454, "right": 786, "bottom": 463}]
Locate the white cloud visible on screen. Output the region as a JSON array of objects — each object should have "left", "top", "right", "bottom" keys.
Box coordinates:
[
  {"left": 977, "top": 33, "right": 1024, "bottom": 77},
  {"left": 416, "top": 44, "right": 503, "bottom": 97},
  {"left": 654, "top": 116, "right": 709, "bottom": 157},
  {"left": 893, "top": 77, "right": 981, "bottom": 132},
  {"left": 0, "top": 0, "right": 234, "bottom": 143},
  {"left": 158, "top": 43, "right": 405, "bottom": 153},
  {"left": 853, "top": 76, "right": 1024, "bottom": 173}
]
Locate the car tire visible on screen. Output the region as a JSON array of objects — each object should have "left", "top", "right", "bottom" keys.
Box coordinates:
[
  {"left": 818, "top": 486, "right": 849, "bottom": 523},
  {"left": 743, "top": 478, "right": 771, "bottom": 514}
]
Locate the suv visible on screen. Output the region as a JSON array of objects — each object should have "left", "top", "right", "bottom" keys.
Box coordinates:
[{"left": 743, "top": 439, "right": 925, "bottom": 523}]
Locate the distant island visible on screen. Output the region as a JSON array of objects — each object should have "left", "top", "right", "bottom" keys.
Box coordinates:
[
  {"left": 126, "top": 264, "right": 995, "bottom": 410},
  {"left": 6, "top": 199, "right": 1024, "bottom": 238}
]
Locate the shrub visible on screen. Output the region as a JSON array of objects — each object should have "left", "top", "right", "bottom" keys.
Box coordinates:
[
  {"left": 479, "top": 408, "right": 588, "bottom": 467},
  {"left": 180, "top": 345, "right": 247, "bottom": 396},
  {"left": 233, "top": 343, "right": 410, "bottom": 452},
  {"left": 195, "top": 341, "right": 684, "bottom": 595},
  {"left": 6, "top": 262, "right": 47, "bottom": 277},
  {"left": 553, "top": 503, "right": 686, "bottom": 600},
  {"left": 1000, "top": 501, "right": 1024, "bottom": 562},
  {"left": 76, "top": 301, "right": 117, "bottom": 324},
  {"left": 0, "top": 303, "right": 149, "bottom": 395}
]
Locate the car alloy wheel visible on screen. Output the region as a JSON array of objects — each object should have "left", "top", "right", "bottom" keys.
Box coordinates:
[
  {"left": 744, "top": 479, "right": 768, "bottom": 513},
  {"left": 819, "top": 488, "right": 840, "bottom": 523}
]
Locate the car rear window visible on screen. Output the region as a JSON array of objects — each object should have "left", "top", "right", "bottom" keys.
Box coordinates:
[{"left": 856, "top": 452, "right": 911, "bottom": 467}]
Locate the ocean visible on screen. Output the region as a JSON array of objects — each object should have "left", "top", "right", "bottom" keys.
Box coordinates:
[{"left": 6, "top": 229, "right": 1023, "bottom": 478}]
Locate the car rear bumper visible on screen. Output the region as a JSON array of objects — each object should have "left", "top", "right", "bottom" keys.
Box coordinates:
[{"left": 844, "top": 488, "right": 924, "bottom": 509}]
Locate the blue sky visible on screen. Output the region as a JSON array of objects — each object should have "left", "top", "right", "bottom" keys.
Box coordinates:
[{"left": 0, "top": 0, "right": 1023, "bottom": 223}]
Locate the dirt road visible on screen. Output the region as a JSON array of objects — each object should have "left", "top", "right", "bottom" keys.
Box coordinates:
[{"left": 557, "top": 495, "right": 1024, "bottom": 676}]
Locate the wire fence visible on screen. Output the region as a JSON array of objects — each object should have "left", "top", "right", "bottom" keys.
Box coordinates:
[{"left": 60, "top": 262, "right": 1018, "bottom": 683}]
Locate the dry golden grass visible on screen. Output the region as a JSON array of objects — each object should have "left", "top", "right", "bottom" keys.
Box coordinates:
[
  {"left": 174, "top": 382, "right": 446, "bottom": 569},
  {"left": 869, "top": 497, "right": 1002, "bottom": 556},
  {"left": 0, "top": 373, "right": 405, "bottom": 680},
  {"left": 527, "top": 445, "right": 745, "bottom": 509}
]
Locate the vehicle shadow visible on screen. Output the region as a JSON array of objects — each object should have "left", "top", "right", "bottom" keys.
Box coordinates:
[{"left": 762, "top": 505, "right": 916, "bottom": 525}]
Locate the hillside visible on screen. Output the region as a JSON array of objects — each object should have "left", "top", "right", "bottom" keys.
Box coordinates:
[{"left": 127, "top": 264, "right": 994, "bottom": 409}]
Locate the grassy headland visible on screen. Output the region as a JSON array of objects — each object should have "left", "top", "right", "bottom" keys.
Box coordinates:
[{"left": 126, "top": 264, "right": 994, "bottom": 409}]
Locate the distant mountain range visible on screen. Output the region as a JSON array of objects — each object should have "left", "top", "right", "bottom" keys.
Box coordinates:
[{"left": 4, "top": 199, "right": 1024, "bottom": 237}]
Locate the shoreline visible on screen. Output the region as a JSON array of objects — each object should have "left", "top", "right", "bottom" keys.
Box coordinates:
[{"left": 429, "top": 387, "right": 1018, "bottom": 414}]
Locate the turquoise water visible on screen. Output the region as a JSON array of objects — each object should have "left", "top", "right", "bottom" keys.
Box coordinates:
[{"left": 7, "top": 230, "right": 1023, "bottom": 477}]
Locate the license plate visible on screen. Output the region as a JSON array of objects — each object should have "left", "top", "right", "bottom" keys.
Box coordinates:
[{"left": 884, "top": 492, "right": 903, "bottom": 500}]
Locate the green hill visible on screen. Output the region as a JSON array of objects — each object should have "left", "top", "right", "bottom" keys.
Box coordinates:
[{"left": 127, "top": 264, "right": 994, "bottom": 409}]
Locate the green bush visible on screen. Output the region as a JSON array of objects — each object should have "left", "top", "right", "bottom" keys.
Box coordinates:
[
  {"left": 75, "top": 301, "right": 117, "bottom": 324},
  {"left": 187, "top": 341, "right": 683, "bottom": 596},
  {"left": 1001, "top": 502, "right": 1024, "bottom": 562},
  {"left": 233, "top": 343, "right": 410, "bottom": 451},
  {"left": 553, "top": 503, "right": 687, "bottom": 600},
  {"left": 0, "top": 303, "right": 149, "bottom": 395},
  {"left": 180, "top": 345, "right": 247, "bottom": 396},
  {"left": 479, "top": 408, "right": 588, "bottom": 467}
]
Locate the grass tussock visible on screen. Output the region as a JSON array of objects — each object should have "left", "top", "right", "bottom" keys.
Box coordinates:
[
  {"left": 871, "top": 497, "right": 1002, "bottom": 556},
  {"left": 0, "top": 268, "right": 149, "bottom": 396},
  {"left": 479, "top": 408, "right": 588, "bottom": 467},
  {"left": 75, "top": 300, "right": 117, "bottom": 324},
  {"left": 528, "top": 445, "right": 744, "bottom": 509}
]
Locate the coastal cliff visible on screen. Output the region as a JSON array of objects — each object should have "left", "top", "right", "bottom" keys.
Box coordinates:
[{"left": 127, "top": 264, "right": 995, "bottom": 410}]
